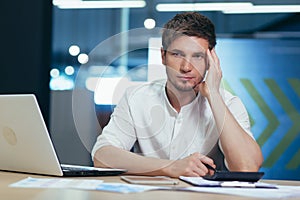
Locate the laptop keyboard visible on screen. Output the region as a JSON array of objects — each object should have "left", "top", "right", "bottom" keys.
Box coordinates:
[{"left": 61, "top": 164, "right": 95, "bottom": 171}]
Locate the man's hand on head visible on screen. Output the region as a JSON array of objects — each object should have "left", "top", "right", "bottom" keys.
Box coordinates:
[{"left": 196, "top": 49, "right": 222, "bottom": 99}]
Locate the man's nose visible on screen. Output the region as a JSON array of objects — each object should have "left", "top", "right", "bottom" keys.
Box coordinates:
[{"left": 180, "top": 57, "right": 193, "bottom": 72}]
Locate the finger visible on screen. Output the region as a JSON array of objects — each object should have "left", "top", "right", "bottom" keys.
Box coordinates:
[
  {"left": 190, "top": 159, "right": 208, "bottom": 176},
  {"left": 206, "top": 49, "right": 218, "bottom": 75},
  {"left": 187, "top": 171, "right": 201, "bottom": 177},
  {"left": 205, "top": 50, "right": 211, "bottom": 70},
  {"left": 211, "top": 48, "right": 219, "bottom": 64},
  {"left": 206, "top": 49, "right": 214, "bottom": 66},
  {"left": 198, "top": 154, "right": 216, "bottom": 168},
  {"left": 190, "top": 153, "right": 216, "bottom": 177},
  {"left": 196, "top": 159, "right": 216, "bottom": 175},
  {"left": 211, "top": 48, "right": 221, "bottom": 73},
  {"left": 186, "top": 154, "right": 207, "bottom": 176},
  {"left": 193, "top": 166, "right": 207, "bottom": 176},
  {"left": 192, "top": 153, "right": 214, "bottom": 174}
]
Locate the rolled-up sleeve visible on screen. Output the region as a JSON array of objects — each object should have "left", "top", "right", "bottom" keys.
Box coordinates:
[{"left": 225, "top": 92, "right": 253, "bottom": 138}]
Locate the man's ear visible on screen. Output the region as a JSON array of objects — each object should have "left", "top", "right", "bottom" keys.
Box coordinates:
[{"left": 161, "top": 47, "right": 166, "bottom": 65}]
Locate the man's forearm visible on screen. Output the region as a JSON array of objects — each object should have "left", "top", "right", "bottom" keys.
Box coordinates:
[
  {"left": 93, "top": 145, "right": 172, "bottom": 176},
  {"left": 208, "top": 93, "right": 263, "bottom": 171},
  {"left": 94, "top": 146, "right": 217, "bottom": 177}
]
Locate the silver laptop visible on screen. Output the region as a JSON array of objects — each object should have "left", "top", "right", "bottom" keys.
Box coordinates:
[{"left": 0, "top": 94, "right": 126, "bottom": 176}]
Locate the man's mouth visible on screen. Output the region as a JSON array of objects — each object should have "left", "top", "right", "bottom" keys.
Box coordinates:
[{"left": 178, "top": 76, "right": 194, "bottom": 81}]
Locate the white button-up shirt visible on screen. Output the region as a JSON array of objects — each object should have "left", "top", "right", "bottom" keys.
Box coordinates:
[{"left": 92, "top": 79, "right": 253, "bottom": 167}]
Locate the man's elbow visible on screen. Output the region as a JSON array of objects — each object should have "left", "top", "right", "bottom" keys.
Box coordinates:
[
  {"left": 241, "top": 146, "right": 264, "bottom": 172},
  {"left": 254, "top": 151, "right": 264, "bottom": 171},
  {"left": 93, "top": 148, "right": 110, "bottom": 168},
  {"left": 243, "top": 153, "right": 264, "bottom": 172},
  {"left": 228, "top": 152, "right": 264, "bottom": 172}
]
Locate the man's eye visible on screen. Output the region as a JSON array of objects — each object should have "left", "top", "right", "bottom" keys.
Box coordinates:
[
  {"left": 194, "top": 55, "right": 204, "bottom": 59},
  {"left": 172, "top": 52, "right": 182, "bottom": 57}
]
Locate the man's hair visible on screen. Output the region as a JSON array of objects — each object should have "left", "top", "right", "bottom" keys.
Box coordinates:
[{"left": 162, "top": 12, "right": 216, "bottom": 51}]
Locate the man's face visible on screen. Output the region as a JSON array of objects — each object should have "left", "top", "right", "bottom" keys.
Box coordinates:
[{"left": 161, "top": 36, "right": 209, "bottom": 92}]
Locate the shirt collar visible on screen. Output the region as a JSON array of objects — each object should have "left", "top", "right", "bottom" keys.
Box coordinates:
[{"left": 162, "top": 82, "right": 204, "bottom": 114}]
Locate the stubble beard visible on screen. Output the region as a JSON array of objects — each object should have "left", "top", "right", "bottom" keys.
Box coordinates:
[{"left": 169, "top": 78, "right": 195, "bottom": 92}]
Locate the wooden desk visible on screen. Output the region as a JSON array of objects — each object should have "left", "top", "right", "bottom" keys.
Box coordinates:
[{"left": 1, "top": 171, "right": 300, "bottom": 200}]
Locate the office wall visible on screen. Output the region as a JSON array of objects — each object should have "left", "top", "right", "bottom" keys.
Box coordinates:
[
  {"left": 219, "top": 38, "right": 300, "bottom": 180},
  {"left": 0, "top": 1, "right": 52, "bottom": 124}
]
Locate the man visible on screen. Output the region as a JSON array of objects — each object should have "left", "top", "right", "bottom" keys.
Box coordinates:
[{"left": 91, "top": 12, "right": 263, "bottom": 178}]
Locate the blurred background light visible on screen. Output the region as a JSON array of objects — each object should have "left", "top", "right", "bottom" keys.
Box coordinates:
[
  {"left": 156, "top": 2, "right": 253, "bottom": 12},
  {"left": 144, "top": 18, "right": 156, "bottom": 29},
  {"left": 69, "top": 45, "right": 80, "bottom": 56},
  {"left": 49, "top": 76, "right": 74, "bottom": 90},
  {"left": 50, "top": 68, "right": 60, "bottom": 78},
  {"left": 223, "top": 5, "right": 300, "bottom": 14},
  {"left": 78, "top": 53, "right": 89, "bottom": 64},
  {"left": 65, "top": 65, "right": 75, "bottom": 75},
  {"left": 53, "top": 0, "right": 146, "bottom": 9}
]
